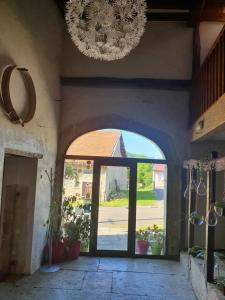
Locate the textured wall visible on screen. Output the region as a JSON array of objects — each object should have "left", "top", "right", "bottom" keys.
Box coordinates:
[
  {"left": 62, "top": 22, "right": 193, "bottom": 79},
  {"left": 58, "top": 85, "right": 190, "bottom": 256},
  {"left": 0, "top": 0, "right": 63, "bottom": 273}
]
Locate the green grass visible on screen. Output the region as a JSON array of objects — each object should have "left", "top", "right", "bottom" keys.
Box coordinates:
[{"left": 99, "top": 188, "right": 156, "bottom": 207}]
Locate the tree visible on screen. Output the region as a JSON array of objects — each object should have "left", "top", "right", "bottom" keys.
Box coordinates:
[
  {"left": 137, "top": 163, "right": 153, "bottom": 188},
  {"left": 64, "top": 162, "right": 79, "bottom": 186}
]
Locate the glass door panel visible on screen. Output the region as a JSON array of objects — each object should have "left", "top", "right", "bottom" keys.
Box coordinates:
[
  {"left": 97, "top": 166, "right": 130, "bottom": 251},
  {"left": 135, "top": 163, "right": 167, "bottom": 255},
  {"left": 63, "top": 159, "right": 93, "bottom": 253}
]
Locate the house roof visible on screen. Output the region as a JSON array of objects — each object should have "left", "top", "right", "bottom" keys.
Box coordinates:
[
  {"left": 67, "top": 131, "right": 124, "bottom": 157},
  {"left": 153, "top": 164, "right": 165, "bottom": 172}
]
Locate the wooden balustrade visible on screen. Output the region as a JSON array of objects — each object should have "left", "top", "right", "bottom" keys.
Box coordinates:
[{"left": 191, "top": 25, "right": 225, "bottom": 123}]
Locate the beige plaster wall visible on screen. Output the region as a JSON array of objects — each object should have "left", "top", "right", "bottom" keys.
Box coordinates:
[
  {"left": 58, "top": 86, "right": 190, "bottom": 256},
  {"left": 0, "top": 0, "right": 63, "bottom": 273},
  {"left": 60, "top": 87, "right": 190, "bottom": 160},
  {"left": 199, "top": 21, "right": 225, "bottom": 64},
  {"left": 62, "top": 22, "right": 193, "bottom": 79}
]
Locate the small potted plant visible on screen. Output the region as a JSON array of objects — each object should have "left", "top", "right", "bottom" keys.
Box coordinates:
[
  {"left": 215, "top": 277, "right": 225, "bottom": 296},
  {"left": 136, "top": 228, "right": 150, "bottom": 254},
  {"left": 62, "top": 199, "right": 90, "bottom": 260},
  {"left": 149, "top": 225, "right": 164, "bottom": 255},
  {"left": 189, "top": 211, "right": 204, "bottom": 225},
  {"left": 214, "top": 201, "right": 225, "bottom": 217}
]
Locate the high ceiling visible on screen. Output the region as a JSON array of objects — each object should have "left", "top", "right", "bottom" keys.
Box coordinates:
[{"left": 55, "top": 0, "right": 225, "bottom": 25}]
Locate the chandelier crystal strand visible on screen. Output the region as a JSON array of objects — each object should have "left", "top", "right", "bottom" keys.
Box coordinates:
[{"left": 65, "top": 0, "right": 147, "bottom": 61}]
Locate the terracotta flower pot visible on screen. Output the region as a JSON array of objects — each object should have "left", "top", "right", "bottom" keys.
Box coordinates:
[
  {"left": 65, "top": 240, "right": 81, "bottom": 260},
  {"left": 52, "top": 242, "right": 65, "bottom": 263},
  {"left": 43, "top": 242, "right": 65, "bottom": 264},
  {"left": 136, "top": 240, "right": 149, "bottom": 254}
]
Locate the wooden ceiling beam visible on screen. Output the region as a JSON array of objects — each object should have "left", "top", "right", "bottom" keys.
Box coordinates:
[
  {"left": 55, "top": 0, "right": 224, "bottom": 24},
  {"left": 189, "top": 0, "right": 225, "bottom": 26},
  {"left": 61, "top": 77, "right": 191, "bottom": 91},
  {"left": 146, "top": 0, "right": 190, "bottom": 10},
  {"left": 147, "top": 12, "right": 190, "bottom": 22}
]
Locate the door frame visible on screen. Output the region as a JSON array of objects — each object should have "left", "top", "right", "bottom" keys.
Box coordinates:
[{"left": 65, "top": 155, "right": 167, "bottom": 258}]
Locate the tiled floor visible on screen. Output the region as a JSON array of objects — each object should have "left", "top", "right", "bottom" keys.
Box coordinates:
[{"left": 0, "top": 257, "right": 196, "bottom": 300}]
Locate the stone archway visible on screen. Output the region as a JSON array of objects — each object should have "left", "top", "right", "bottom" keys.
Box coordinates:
[{"left": 57, "top": 114, "right": 182, "bottom": 257}]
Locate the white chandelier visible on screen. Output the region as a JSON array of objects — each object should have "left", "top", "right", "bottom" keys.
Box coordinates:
[{"left": 65, "top": 0, "right": 147, "bottom": 61}]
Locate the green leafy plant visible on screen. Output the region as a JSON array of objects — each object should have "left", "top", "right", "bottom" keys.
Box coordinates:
[
  {"left": 189, "top": 246, "right": 205, "bottom": 259},
  {"left": 214, "top": 277, "right": 225, "bottom": 296},
  {"left": 149, "top": 224, "right": 164, "bottom": 246},
  {"left": 62, "top": 199, "right": 91, "bottom": 244},
  {"left": 136, "top": 227, "right": 150, "bottom": 241}
]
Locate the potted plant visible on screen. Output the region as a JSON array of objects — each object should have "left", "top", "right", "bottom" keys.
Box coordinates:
[
  {"left": 136, "top": 228, "right": 150, "bottom": 254},
  {"left": 215, "top": 277, "right": 225, "bottom": 296},
  {"left": 42, "top": 169, "right": 64, "bottom": 270},
  {"left": 215, "top": 201, "right": 225, "bottom": 217},
  {"left": 51, "top": 229, "right": 65, "bottom": 263},
  {"left": 62, "top": 199, "right": 90, "bottom": 260},
  {"left": 149, "top": 225, "right": 164, "bottom": 255},
  {"left": 189, "top": 211, "right": 204, "bottom": 225}
]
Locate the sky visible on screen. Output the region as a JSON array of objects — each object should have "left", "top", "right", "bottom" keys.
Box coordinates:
[{"left": 100, "top": 129, "right": 165, "bottom": 159}]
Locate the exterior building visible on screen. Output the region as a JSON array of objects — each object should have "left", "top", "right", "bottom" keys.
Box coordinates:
[
  {"left": 153, "top": 164, "right": 165, "bottom": 190},
  {"left": 64, "top": 130, "right": 127, "bottom": 201}
]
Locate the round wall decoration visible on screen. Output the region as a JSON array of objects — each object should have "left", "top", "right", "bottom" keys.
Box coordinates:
[
  {"left": 0, "top": 65, "right": 36, "bottom": 126},
  {"left": 65, "top": 0, "right": 147, "bottom": 61}
]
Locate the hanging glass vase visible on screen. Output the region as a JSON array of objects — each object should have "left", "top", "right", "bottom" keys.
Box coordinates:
[
  {"left": 205, "top": 203, "right": 218, "bottom": 227},
  {"left": 190, "top": 179, "right": 197, "bottom": 192},
  {"left": 184, "top": 185, "right": 189, "bottom": 199},
  {"left": 189, "top": 211, "right": 204, "bottom": 225},
  {"left": 197, "top": 178, "right": 206, "bottom": 196},
  {"left": 214, "top": 191, "right": 225, "bottom": 217},
  {"left": 184, "top": 167, "right": 190, "bottom": 199}
]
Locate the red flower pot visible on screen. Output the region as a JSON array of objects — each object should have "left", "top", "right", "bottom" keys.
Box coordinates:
[
  {"left": 43, "top": 242, "right": 65, "bottom": 264},
  {"left": 52, "top": 242, "right": 65, "bottom": 264},
  {"left": 65, "top": 240, "right": 81, "bottom": 260},
  {"left": 136, "top": 240, "right": 150, "bottom": 254}
]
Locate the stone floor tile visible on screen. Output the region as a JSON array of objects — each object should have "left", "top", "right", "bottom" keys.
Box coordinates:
[
  {"left": 99, "top": 257, "right": 185, "bottom": 275},
  {"left": 0, "top": 284, "right": 112, "bottom": 300},
  {"left": 82, "top": 271, "right": 112, "bottom": 293},
  {"left": 15, "top": 269, "right": 85, "bottom": 290},
  {"left": 33, "top": 288, "right": 111, "bottom": 300},
  {"left": 61, "top": 256, "right": 100, "bottom": 271},
  {"left": 112, "top": 271, "right": 196, "bottom": 299},
  {"left": 99, "top": 257, "right": 135, "bottom": 272},
  {"left": 132, "top": 259, "right": 186, "bottom": 275},
  {"left": 110, "top": 292, "right": 167, "bottom": 300},
  {"left": 0, "top": 284, "right": 36, "bottom": 300},
  {"left": 0, "top": 258, "right": 196, "bottom": 300}
]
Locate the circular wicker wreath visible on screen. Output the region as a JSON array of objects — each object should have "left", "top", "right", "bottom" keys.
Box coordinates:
[
  {"left": 0, "top": 65, "right": 36, "bottom": 126},
  {"left": 65, "top": 0, "right": 147, "bottom": 61}
]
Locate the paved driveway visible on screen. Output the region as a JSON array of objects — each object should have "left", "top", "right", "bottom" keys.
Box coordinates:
[{"left": 97, "top": 203, "right": 164, "bottom": 250}]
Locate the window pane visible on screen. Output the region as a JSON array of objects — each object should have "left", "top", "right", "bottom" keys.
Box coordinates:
[
  {"left": 63, "top": 159, "right": 93, "bottom": 253},
  {"left": 97, "top": 166, "right": 130, "bottom": 251},
  {"left": 135, "top": 163, "right": 167, "bottom": 255}
]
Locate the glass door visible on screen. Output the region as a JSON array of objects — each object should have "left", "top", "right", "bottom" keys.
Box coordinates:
[
  {"left": 71, "top": 157, "right": 168, "bottom": 257},
  {"left": 96, "top": 165, "right": 130, "bottom": 254}
]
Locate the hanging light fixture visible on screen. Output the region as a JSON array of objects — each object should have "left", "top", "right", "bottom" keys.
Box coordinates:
[{"left": 65, "top": 0, "right": 147, "bottom": 61}]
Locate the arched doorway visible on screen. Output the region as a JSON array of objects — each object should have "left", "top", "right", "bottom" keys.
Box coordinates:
[{"left": 63, "top": 129, "right": 168, "bottom": 257}]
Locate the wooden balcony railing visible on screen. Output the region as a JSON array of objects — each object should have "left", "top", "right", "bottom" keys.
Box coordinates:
[{"left": 191, "top": 25, "right": 225, "bottom": 123}]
